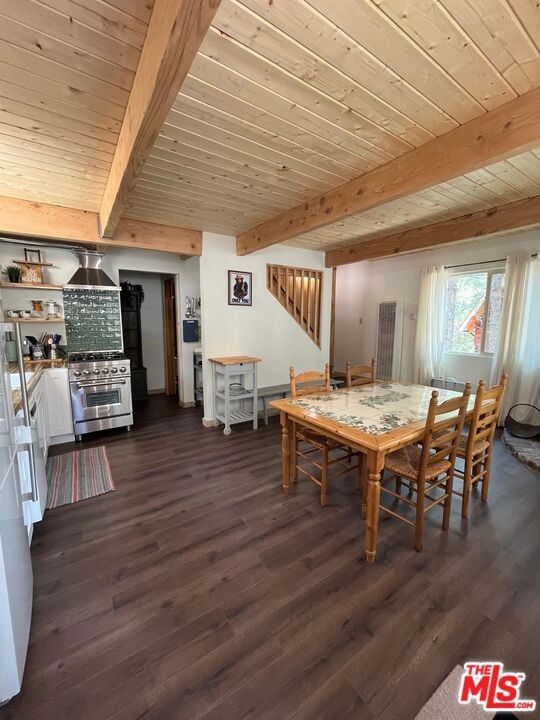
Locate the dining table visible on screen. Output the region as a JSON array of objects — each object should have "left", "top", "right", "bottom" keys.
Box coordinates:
[{"left": 270, "top": 381, "right": 476, "bottom": 563}]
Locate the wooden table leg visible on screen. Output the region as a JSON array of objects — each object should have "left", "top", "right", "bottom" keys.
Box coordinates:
[
  {"left": 280, "top": 411, "right": 290, "bottom": 495},
  {"left": 361, "top": 457, "right": 368, "bottom": 518},
  {"left": 365, "top": 450, "right": 384, "bottom": 563}
]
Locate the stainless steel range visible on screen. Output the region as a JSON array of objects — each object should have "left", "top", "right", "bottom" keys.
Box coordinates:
[{"left": 68, "top": 352, "right": 133, "bottom": 440}]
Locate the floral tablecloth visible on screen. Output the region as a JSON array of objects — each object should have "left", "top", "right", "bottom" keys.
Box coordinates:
[{"left": 289, "top": 382, "right": 474, "bottom": 435}]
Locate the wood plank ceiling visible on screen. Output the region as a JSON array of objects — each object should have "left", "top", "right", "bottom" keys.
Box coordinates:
[
  {"left": 292, "top": 150, "right": 540, "bottom": 250},
  {"left": 0, "top": 0, "right": 539, "bottom": 254},
  {"left": 0, "top": 0, "right": 154, "bottom": 212},
  {"left": 122, "top": 0, "right": 540, "bottom": 250}
]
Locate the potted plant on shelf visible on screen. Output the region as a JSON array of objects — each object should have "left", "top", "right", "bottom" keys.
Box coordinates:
[{"left": 3, "top": 265, "right": 23, "bottom": 283}]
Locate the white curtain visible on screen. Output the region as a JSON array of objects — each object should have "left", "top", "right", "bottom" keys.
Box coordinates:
[
  {"left": 490, "top": 252, "right": 539, "bottom": 423},
  {"left": 413, "top": 265, "right": 448, "bottom": 385}
]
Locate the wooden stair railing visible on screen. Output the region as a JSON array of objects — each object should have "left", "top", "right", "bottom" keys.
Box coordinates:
[{"left": 267, "top": 264, "right": 323, "bottom": 346}]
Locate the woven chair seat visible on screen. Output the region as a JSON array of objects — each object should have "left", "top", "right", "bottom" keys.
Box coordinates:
[
  {"left": 385, "top": 444, "right": 451, "bottom": 482},
  {"left": 456, "top": 434, "right": 489, "bottom": 457},
  {"left": 433, "top": 430, "right": 489, "bottom": 457}
]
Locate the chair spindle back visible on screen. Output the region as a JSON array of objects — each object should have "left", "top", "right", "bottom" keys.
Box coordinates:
[
  {"left": 290, "top": 364, "right": 331, "bottom": 398},
  {"left": 467, "top": 374, "right": 508, "bottom": 449},
  {"left": 345, "top": 358, "right": 376, "bottom": 387},
  {"left": 418, "top": 384, "right": 472, "bottom": 477}
]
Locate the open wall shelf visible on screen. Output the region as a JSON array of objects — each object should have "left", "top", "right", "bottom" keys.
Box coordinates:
[
  {"left": 3, "top": 317, "right": 65, "bottom": 323},
  {"left": 0, "top": 283, "right": 63, "bottom": 290}
]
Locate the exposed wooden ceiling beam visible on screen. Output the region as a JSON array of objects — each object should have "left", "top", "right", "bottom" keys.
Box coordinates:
[
  {"left": 237, "top": 87, "right": 540, "bottom": 255},
  {"left": 0, "top": 197, "right": 202, "bottom": 256},
  {"left": 325, "top": 195, "right": 540, "bottom": 266},
  {"left": 99, "top": 0, "right": 222, "bottom": 238}
]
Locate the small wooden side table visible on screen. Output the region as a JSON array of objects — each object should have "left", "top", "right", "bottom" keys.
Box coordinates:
[{"left": 209, "top": 356, "right": 261, "bottom": 435}]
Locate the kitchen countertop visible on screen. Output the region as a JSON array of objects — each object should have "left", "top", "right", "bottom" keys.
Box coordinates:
[{"left": 9, "top": 358, "right": 66, "bottom": 414}]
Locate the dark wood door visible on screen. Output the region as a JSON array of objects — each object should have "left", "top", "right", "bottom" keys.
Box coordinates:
[{"left": 163, "top": 276, "right": 178, "bottom": 397}]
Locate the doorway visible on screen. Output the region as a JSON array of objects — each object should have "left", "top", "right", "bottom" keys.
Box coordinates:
[{"left": 118, "top": 270, "right": 180, "bottom": 402}]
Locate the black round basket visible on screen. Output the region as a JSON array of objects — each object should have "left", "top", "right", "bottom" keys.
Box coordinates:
[{"left": 505, "top": 404, "right": 540, "bottom": 439}]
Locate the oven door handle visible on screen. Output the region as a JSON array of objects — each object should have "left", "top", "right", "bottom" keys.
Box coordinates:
[{"left": 75, "top": 379, "right": 127, "bottom": 388}]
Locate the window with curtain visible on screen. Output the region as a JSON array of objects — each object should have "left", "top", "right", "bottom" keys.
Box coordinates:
[
  {"left": 490, "top": 252, "right": 538, "bottom": 422},
  {"left": 444, "top": 268, "right": 505, "bottom": 355}
]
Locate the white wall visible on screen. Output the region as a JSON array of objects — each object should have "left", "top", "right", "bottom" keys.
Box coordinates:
[
  {"left": 334, "top": 261, "right": 370, "bottom": 374},
  {"left": 200, "top": 233, "right": 332, "bottom": 421},
  {"left": 119, "top": 270, "right": 165, "bottom": 392},
  {"left": 335, "top": 229, "right": 540, "bottom": 388}
]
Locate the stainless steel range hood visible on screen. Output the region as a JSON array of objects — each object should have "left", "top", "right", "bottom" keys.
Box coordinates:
[{"left": 64, "top": 251, "right": 119, "bottom": 291}]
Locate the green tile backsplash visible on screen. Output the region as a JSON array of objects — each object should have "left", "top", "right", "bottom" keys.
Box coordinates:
[{"left": 63, "top": 289, "right": 123, "bottom": 352}]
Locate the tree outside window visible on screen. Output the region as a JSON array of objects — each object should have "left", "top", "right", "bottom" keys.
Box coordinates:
[{"left": 445, "top": 269, "right": 505, "bottom": 355}]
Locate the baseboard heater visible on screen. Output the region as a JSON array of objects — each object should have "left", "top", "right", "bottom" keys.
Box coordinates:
[{"left": 431, "top": 377, "right": 466, "bottom": 392}]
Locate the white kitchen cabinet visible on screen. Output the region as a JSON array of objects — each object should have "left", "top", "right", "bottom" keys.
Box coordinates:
[
  {"left": 18, "top": 376, "right": 48, "bottom": 531},
  {"left": 44, "top": 368, "right": 73, "bottom": 438}
]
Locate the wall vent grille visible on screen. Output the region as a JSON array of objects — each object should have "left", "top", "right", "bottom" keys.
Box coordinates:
[{"left": 376, "top": 301, "right": 397, "bottom": 380}]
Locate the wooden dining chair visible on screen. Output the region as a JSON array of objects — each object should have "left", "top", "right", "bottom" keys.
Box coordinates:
[
  {"left": 380, "top": 384, "right": 471, "bottom": 551},
  {"left": 290, "top": 364, "right": 361, "bottom": 506},
  {"left": 453, "top": 374, "right": 507, "bottom": 518},
  {"left": 345, "top": 358, "right": 376, "bottom": 387}
]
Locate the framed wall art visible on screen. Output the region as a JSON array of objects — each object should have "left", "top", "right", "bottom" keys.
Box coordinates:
[
  {"left": 24, "top": 248, "right": 42, "bottom": 263},
  {"left": 228, "top": 270, "right": 252, "bottom": 306}
]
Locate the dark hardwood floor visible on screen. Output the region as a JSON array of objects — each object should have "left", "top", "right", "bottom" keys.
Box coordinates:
[{"left": 2, "top": 396, "right": 539, "bottom": 720}]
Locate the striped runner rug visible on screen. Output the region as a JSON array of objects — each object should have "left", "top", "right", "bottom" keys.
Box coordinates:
[{"left": 46, "top": 446, "right": 115, "bottom": 509}]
